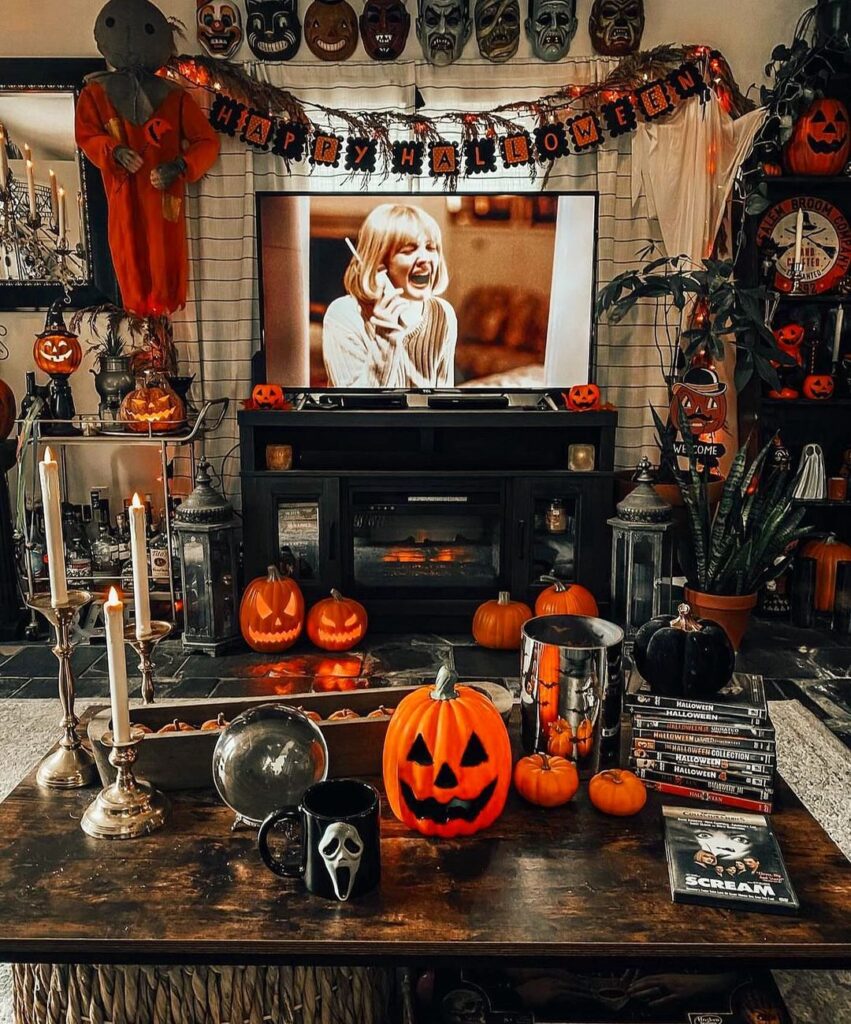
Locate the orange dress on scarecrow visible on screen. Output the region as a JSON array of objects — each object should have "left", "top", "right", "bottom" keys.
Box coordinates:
[{"left": 75, "top": 81, "right": 219, "bottom": 316}]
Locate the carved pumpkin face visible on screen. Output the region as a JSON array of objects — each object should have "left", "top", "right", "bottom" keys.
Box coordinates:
[
  {"left": 196, "top": 0, "right": 243, "bottom": 57},
  {"left": 772, "top": 323, "right": 806, "bottom": 365},
  {"left": 307, "top": 589, "right": 368, "bottom": 651},
  {"left": 670, "top": 367, "right": 727, "bottom": 436},
  {"left": 239, "top": 565, "right": 305, "bottom": 652},
  {"left": 360, "top": 0, "right": 410, "bottom": 59},
  {"left": 566, "top": 383, "right": 601, "bottom": 411},
  {"left": 802, "top": 373, "right": 835, "bottom": 400},
  {"left": 382, "top": 667, "right": 512, "bottom": 838},
  {"left": 785, "top": 98, "right": 851, "bottom": 176},
  {"left": 33, "top": 331, "right": 82, "bottom": 376},
  {"left": 304, "top": 0, "right": 358, "bottom": 59},
  {"left": 252, "top": 383, "right": 285, "bottom": 409},
  {"left": 588, "top": 0, "right": 644, "bottom": 56},
  {"left": 119, "top": 374, "right": 185, "bottom": 433}
]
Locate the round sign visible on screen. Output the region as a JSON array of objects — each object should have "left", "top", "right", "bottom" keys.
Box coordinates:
[{"left": 757, "top": 196, "right": 851, "bottom": 295}]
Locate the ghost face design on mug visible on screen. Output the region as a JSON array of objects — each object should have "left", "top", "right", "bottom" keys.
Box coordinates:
[
  {"left": 416, "top": 0, "right": 472, "bottom": 65},
  {"left": 245, "top": 0, "right": 302, "bottom": 60},
  {"left": 318, "top": 821, "right": 364, "bottom": 901},
  {"left": 360, "top": 0, "right": 411, "bottom": 60},
  {"left": 525, "top": 0, "right": 576, "bottom": 61},
  {"left": 304, "top": 0, "right": 359, "bottom": 59},
  {"left": 196, "top": 1, "right": 243, "bottom": 58},
  {"left": 475, "top": 0, "right": 520, "bottom": 62},
  {"left": 588, "top": 0, "right": 645, "bottom": 56}
]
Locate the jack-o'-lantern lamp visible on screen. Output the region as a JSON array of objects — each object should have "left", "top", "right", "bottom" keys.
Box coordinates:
[
  {"left": 33, "top": 302, "right": 83, "bottom": 431},
  {"left": 174, "top": 459, "right": 240, "bottom": 655},
  {"left": 784, "top": 97, "right": 850, "bottom": 177},
  {"left": 120, "top": 371, "right": 186, "bottom": 433}
]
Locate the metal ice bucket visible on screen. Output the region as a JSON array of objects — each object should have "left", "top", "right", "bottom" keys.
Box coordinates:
[{"left": 520, "top": 615, "right": 625, "bottom": 775}]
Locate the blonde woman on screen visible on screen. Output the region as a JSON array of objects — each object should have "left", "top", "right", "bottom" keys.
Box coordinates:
[{"left": 322, "top": 204, "right": 457, "bottom": 387}]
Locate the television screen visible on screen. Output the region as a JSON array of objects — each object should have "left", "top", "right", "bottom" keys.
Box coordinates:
[{"left": 257, "top": 192, "right": 597, "bottom": 390}]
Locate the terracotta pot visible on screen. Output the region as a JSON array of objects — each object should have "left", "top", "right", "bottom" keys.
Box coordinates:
[{"left": 683, "top": 588, "right": 757, "bottom": 652}]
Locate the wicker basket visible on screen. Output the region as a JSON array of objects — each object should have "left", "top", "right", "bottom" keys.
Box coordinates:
[{"left": 13, "top": 963, "right": 405, "bottom": 1024}]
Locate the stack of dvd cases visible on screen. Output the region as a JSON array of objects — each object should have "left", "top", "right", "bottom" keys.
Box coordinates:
[{"left": 625, "top": 674, "right": 775, "bottom": 813}]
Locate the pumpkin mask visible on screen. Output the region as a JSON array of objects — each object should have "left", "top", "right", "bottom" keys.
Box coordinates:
[
  {"left": 588, "top": 0, "right": 644, "bottom": 56},
  {"left": 246, "top": 0, "right": 301, "bottom": 59},
  {"left": 360, "top": 0, "right": 410, "bottom": 59},
  {"left": 304, "top": 0, "right": 358, "bottom": 59},
  {"left": 670, "top": 366, "right": 728, "bottom": 437},
  {"left": 196, "top": 0, "right": 243, "bottom": 58},
  {"left": 475, "top": 0, "right": 520, "bottom": 62},
  {"left": 416, "top": 0, "right": 472, "bottom": 65},
  {"left": 524, "top": 0, "right": 576, "bottom": 61},
  {"left": 785, "top": 98, "right": 851, "bottom": 176}
]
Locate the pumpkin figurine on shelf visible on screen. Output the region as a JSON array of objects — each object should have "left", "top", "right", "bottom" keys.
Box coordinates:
[
  {"left": 251, "top": 383, "right": 287, "bottom": 410},
  {"left": 472, "top": 591, "right": 532, "bottom": 650},
  {"left": 119, "top": 371, "right": 185, "bottom": 433},
  {"left": 632, "top": 603, "right": 734, "bottom": 698},
  {"left": 306, "top": 589, "right": 368, "bottom": 651},
  {"left": 383, "top": 666, "right": 512, "bottom": 838},
  {"left": 564, "top": 383, "right": 601, "bottom": 412},
  {"left": 33, "top": 302, "right": 84, "bottom": 428},
  {"left": 588, "top": 768, "right": 646, "bottom": 816},
  {"left": 239, "top": 564, "right": 305, "bottom": 652},
  {"left": 801, "top": 373, "right": 835, "bottom": 401},
  {"left": 802, "top": 535, "right": 851, "bottom": 612},
  {"left": 534, "top": 577, "right": 598, "bottom": 617},
  {"left": 784, "top": 97, "right": 850, "bottom": 177},
  {"left": 513, "top": 753, "right": 578, "bottom": 808}
]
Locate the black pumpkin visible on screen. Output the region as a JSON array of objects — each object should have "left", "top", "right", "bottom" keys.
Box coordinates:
[{"left": 633, "top": 603, "right": 734, "bottom": 698}]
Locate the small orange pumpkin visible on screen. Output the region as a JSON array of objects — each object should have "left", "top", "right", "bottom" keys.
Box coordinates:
[
  {"left": 201, "top": 713, "right": 229, "bottom": 731},
  {"left": 306, "top": 589, "right": 368, "bottom": 651},
  {"left": 513, "top": 754, "right": 579, "bottom": 807},
  {"left": 120, "top": 373, "right": 185, "bottom": 433},
  {"left": 239, "top": 565, "right": 305, "bottom": 652},
  {"left": 134, "top": 723, "right": 154, "bottom": 735},
  {"left": 367, "top": 705, "right": 395, "bottom": 718},
  {"left": 472, "top": 591, "right": 533, "bottom": 650},
  {"left": 158, "top": 719, "right": 195, "bottom": 734},
  {"left": 588, "top": 769, "right": 647, "bottom": 816},
  {"left": 534, "top": 578, "right": 599, "bottom": 617},
  {"left": 251, "top": 383, "right": 286, "bottom": 410},
  {"left": 802, "top": 535, "right": 851, "bottom": 612},
  {"left": 575, "top": 718, "right": 594, "bottom": 758},
  {"left": 296, "top": 706, "right": 323, "bottom": 722},
  {"left": 802, "top": 374, "right": 835, "bottom": 401},
  {"left": 327, "top": 708, "right": 360, "bottom": 721},
  {"left": 546, "top": 718, "right": 573, "bottom": 758},
  {"left": 0, "top": 378, "right": 16, "bottom": 440},
  {"left": 566, "top": 383, "right": 601, "bottom": 412}
]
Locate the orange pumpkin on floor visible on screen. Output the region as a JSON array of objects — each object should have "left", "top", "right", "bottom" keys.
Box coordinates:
[
  {"left": 513, "top": 754, "right": 579, "bottom": 807},
  {"left": 534, "top": 578, "right": 599, "bottom": 617},
  {"left": 802, "top": 535, "right": 851, "bottom": 612},
  {"left": 472, "top": 591, "right": 533, "bottom": 650},
  {"left": 588, "top": 769, "right": 646, "bottom": 816},
  {"left": 306, "top": 589, "right": 368, "bottom": 651},
  {"left": 120, "top": 373, "right": 185, "bottom": 433},
  {"left": 239, "top": 565, "right": 305, "bottom": 652}
]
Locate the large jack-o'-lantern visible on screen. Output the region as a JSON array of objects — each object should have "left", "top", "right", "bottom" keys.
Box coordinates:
[
  {"left": 119, "top": 372, "right": 185, "bottom": 433},
  {"left": 239, "top": 564, "right": 305, "bottom": 652},
  {"left": 785, "top": 98, "right": 850, "bottom": 176},
  {"left": 383, "top": 666, "right": 512, "bottom": 838},
  {"left": 307, "top": 589, "right": 368, "bottom": 651}
]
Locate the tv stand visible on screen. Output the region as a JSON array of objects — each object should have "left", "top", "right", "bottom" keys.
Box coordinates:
[{"left": 292, "top": 390, "right": 562, "bottom": 411}]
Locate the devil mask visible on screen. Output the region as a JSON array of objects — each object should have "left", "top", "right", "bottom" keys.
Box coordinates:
[
  {"left": 246, "top": 0, "right": 301, "bottom": 60},
  {"left": 197, "top": 1, "right": 243, "bottom": 58},
  {"left": 94, "top": 0, "right": 176, "bottom": 71},
  {"left": 360, "top": 0, "right": 411, "bottom": 59},
  {"left": 524, "top": 0, "right": 576, "bottom": 61},
  {"left": 304, "top": 0, "right": 359, "bottom": 59},
  {"left": 589, "top": 0, "right": 645, "bottom": 56},
  {"left": 416, "top": 0, "right": 471, "bottom": 64},
  {"left": 475, "top": 0, "right": 520, "bottom": 61}
]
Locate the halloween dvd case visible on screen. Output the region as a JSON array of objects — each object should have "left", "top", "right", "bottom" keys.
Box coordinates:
[
  {"left": 663, "top": 806, "right": 798, "bottom": 914},
  {"left": 625, "top": 674, "right": 768, "bottom": 722}
]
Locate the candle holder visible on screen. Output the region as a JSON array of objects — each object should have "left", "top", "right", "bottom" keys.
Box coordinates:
[
  {"left": 26, "top": 590, "right": 96, "bottom": 790},
  {"left": 81, "top": 726, "right": 169, "bottom": 840},
  {"left": 791, "top": 260, "right": 805, "bottom": 292},
  {"left": 124, "top": 620, "right": 172, "bottom": 704}
]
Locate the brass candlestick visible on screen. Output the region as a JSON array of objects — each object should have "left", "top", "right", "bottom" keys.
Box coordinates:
[
  {"left": 26, "top": 590, "right": 96, "bottom": 790},
  {"left": 81, "top": 726, "right": 170, "bottom": 840},
  {"left": 124, "top": 620, "right": 172, "bottom": 704}
]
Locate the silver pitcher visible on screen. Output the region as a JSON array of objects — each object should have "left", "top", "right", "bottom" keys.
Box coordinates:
[{"left": 520, "top": 615, "right": 624, "bottom": 776}]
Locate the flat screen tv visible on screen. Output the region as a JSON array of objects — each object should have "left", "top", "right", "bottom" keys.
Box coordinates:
[{"left": 256, "top": 192, "right": 598, "bottom": 390}]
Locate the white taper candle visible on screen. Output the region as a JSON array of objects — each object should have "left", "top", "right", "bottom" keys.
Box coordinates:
[
  {"left": 129, "top": 492, "right": 151, "bottom": 639},
  {"left": 832, "top": 305, "right": 844, "bottom": 365},
  {"left": 25, "top": 159, "right": 36, "bottom": 220},
  {"left": 38, "top": 446, "right": 68, "bottom": 608},
  {"left": 104, "top": 587, "right": 131, "bottom": 744},
  {"left": 793, "top": 207, "right": 804, "bottom": 269}
]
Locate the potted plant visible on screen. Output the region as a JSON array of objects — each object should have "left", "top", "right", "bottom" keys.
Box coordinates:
[
  {"left": 673, "top": 433, "right": 811, "bottom": 649},
  {"left": 70, "top": 305, "right": 144, "bottom": 418}
]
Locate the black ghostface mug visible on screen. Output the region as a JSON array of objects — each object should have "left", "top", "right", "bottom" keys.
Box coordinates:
[{"left": 258, "top": 779, "right": 381, "bottom": 902}]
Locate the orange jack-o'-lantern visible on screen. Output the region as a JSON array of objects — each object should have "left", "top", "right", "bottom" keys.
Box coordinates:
[
  {"left": 771, "top": 323, "right": 806, "bottom": 366},
  {"left": 306, "top": 589, "right": 368, "bottom": 651},
  {"left": 802, "top": 374, "right": 835, "bottom": 400},
  {"left": 239, "top": 564, "right": 305, "bottom": 652},
  {"left": 33, "top": 305, "right": 82, "bottom": 376},
  {"left": 785, "top": 98, "right": 850, "bottom": 176},
  {"left": 252, "top": 383, "right": 286, "bottom": 410},
  {"left": 119, "top": 373, "right": 186, "bottom": 433},
  {"left": 566, "top": 383, "right": 601, "bottom": 411}
]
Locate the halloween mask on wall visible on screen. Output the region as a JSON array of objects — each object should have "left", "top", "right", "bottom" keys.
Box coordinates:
[
  {"left": 416, "top": 0, "right": 471, "bottom": 65},
  {"left": 196, "top": 1, "right": 243, "bottom": 58},
  {"left": 589, "top": 0, "right": 645, "bottom": 56},
  {"left": 304, "top": 0, "right": 359, "bottom": 59},
  {"left": 670, "top": 366, "right": 728, "bottom": 437},
  {"left": 525, "top": 0, "right": 576, "bottom": 61},
  {"left": 475, "top": 0, "right": 520, "bottom": 62},
  {"left": 246, "top": 0, "right": 302, "bottom": 60},
  {"left": 360, "top": 0, "right": 411, "bottom": 59}
]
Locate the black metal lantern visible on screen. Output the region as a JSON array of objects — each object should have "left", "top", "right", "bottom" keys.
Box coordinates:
[
  {"left": 608, "top": 456, "right": 675, "bottom": 642},
  {"left": 174, "top": 459, "right": 240, "bottom": 655}
]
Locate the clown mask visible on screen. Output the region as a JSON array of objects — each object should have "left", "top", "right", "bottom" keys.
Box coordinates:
[
  {"left": 589, "top": 0, "right": 645, "bottom": 56},
  {"left": 360, "top": 0, "right": 411, "bottom": 59},
  {"left": 475, "top": 0, "right": 520, "bottom": 61},
  {"left": 525, "top": 0, "right": 576, "bottom": 61},
  {"left": 416, "top": 0, "right": 472, "bottom": 65},
  {"left": 246, "top": 0, "right": 302, "bottom": 59},
  {"left": 304, "top": 0, "right": 359, "bottom": 59},
  {"left": 196, "top": 1, "right": 243, "bottom": 57}
]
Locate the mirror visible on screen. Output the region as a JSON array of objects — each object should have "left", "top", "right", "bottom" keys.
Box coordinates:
[{"left": 0, "top": 59, "right": 116, "bottom": 310}]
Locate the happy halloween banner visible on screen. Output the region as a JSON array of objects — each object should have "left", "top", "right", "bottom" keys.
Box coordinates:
[{"left": 206, "top": 60, "right": 708, "bottom": 180}]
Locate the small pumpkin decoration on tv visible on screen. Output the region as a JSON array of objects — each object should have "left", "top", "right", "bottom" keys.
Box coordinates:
[
  {"left": 802, "top": 534, "right": 851, "bottom": 612},
  {"left": 383, "top": 666, "right": 512, "bottom": 838},
  {"left": 472, "top": 591, "right": 533, "bottom": 650},
  {"left": 632, "top": 603, "right": 734, "bottom": 698},
  {"left": 802, "top": 373, "right": 835, "bottom": 400},
  {"left": 534, "top": 577, "right": 599, "bottom": 617},
  {"left": 306, "top": 589, "right": 368, "bottom": 651},
  {"left": 513, "top": 753, "right": 578, "bottom": 807},
  {"left": 784, "top": 97, "right": 850, "bottom": 176},
  {"left": 565, "top": 383, "right": 601, "bottom": 412},
  {"left": 239, "top": 564, "right": 305, "bottom": 652},
  {"left": 119, "top": 372, "right": 186, "bottom": 433},
  {"left": 588, "top": 768, "right": 646, "bottom": 816},
  {"left": 251, "top": 383, "right": 286, "bottom": 410}
]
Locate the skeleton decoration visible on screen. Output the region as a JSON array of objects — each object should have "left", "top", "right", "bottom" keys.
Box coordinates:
[
  {"left": 360, "top": 0, "right": 411, "bottom": 60},
  {"left": 416, "top": 0, "right": 472, "bottom": 65},
  {"left": 588, "top": 0, "right": 645, "bottom": 56},
  {"left": 475, "top": 0, "right": 520, "bottom": 62},
  {"left": 196, "top": 1, "right": 243, "bottom": 58},
  {"left": 318, "top": 822, "right": 364, "bottom": 901},
  {"left": 304, "top": 0, "right": 359, "bottom": 59},
  {"left": 245, "top": 0, "right": 302, "bottom": 60},
  {"left": 524, "top": 0, "right": 576, "bottom": 62}
]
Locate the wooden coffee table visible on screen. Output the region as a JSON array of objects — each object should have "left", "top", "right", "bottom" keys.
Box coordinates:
[{"left": 0, "top": 732, "right": 849, "bottom": 969}]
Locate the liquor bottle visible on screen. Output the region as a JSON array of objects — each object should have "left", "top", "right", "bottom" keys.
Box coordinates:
[
  {"left": 27, "top": 506, "right": 47, "bottom": 581},
  {"left": 19, "top": 372, "right": 38, "bottom": 420},
  {"left": 64, "top": 505, "right": 93, "bottom": 584},
  {"left": 149, "top": 512, "right": 171, "bottom": 586},
  {"left": 91, "top": 503, "right": 120, "bottom": 577},
  {"left": 115, "top": 513, "right": 131, "bottom": 563}
]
